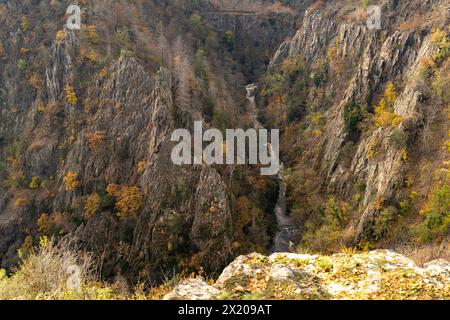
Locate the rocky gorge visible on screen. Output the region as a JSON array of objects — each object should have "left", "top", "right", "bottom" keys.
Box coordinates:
[{"left": 0, "top": 0, "right": 448, "bottom": 298}]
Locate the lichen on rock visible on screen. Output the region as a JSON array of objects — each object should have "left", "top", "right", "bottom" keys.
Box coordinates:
[{"left": 165, "top": 250, "right": 450, "bottom": 300}]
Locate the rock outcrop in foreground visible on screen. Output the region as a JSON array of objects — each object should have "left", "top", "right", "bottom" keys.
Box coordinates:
[{"left": 165, "top": 250, "right": 449, "bottom": 300}]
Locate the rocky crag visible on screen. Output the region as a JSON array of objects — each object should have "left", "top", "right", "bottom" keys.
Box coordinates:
[{"left": 0, "top": 0, "right": 448, "bottom": 286}]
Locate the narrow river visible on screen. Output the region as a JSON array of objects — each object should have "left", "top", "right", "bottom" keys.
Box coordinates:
[{"left": 245, "top": 84, "right": 299, "bottom": 252}]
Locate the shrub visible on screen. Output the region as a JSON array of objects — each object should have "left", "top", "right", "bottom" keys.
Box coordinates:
[
  {"left": 431, "top": 61, "right": 450, "bottom": 104},
  {"left": 311, "top": 112, "right": 325, "bottom": 126},
  {"left": 399, "top": 200, "right": 412, "bottom": 216},
  {"left": 343, "top": 102, "right": 364, "bottom": 133},
  {"left": 361, "top": 0, "right": 369, "bottom": 10},
  {"left": 373, "top": 206, "right": 397, "bottom": 239},
  {"left": 18, "top": 236, "right": 33, "bottom": 259},
  {"left": 317, "top": 257, "right": 334, "bottom": 272},
  {"left": 18, "top": 58, "right": 27, "bottom": 71},
  {"left": 29, "top": 73, "right": 43, "bottom": 89},
  {"left": 373, "top": 82, "right": 404, "bottom": 128},
  {"left": 430, "top": 28, "right": 450, "bottom": 63},
  {"left": 0, "top": 238, "right": 98, "bottom": 300},
  {"left": 190, "top": 13, "right": 202, "bottom": 28},
  {"left": 14, "top": 198, "right": 28, "bottom": 208},
  {"left": 263, "top": 72, "right": 285, "bottom": 98},
  {"left": 20, "top": 47, "right": 29, "bottom": 55},
  {"left": 29, "top": 176, "right": 41, "bottom": 189},
  {"left": 224, "top": 31, "right": 234, "bottom": 51},
  {"left": 64, "top": 85, "right": 78, "bottom": 106},
  {"left": 311, "top": 59, "right": 327, "bottom": 86},
  {"left": 194, "top": 48, "right": 206, "bottom": 80},
  {"left": 87, "top": 131, "right": 106, "bottom": 151},
  {"left": 388, "top": 128, "right": 408, "bottom": 149},
  {"left": 85, "top": 50, "right": 100, "bottom": 63},
  {"left": 20, "top": 16, "right": 29, "bottom": 31},
  {"left": 412, "top": 184, "right": 450, "bottom": 243},
  {"left": 84, "top": 25, "right": 99, "bottom": 44},
  {"left": 327, "top": 45, "right": 345, "bottom": 76},
  {"left": 384, "top": 82, "right": 396, "bottom": 105},
  {"left": 418, "top": 57, "right": 436, "bottom": 81},
  {"left": 367, "top": 138, "right": 382, "bottom": 159},
  {"left": 0, "top": 236, "right": 154, "bottom": 300},
  {"left": 287, "top": 103, "right": 304, "bottom": 123},
  {"left": 401, "top": 148, "right": 408, "bottom": 161},
  {"left": 324, "top": 197, "right": 350, "bottom": 229},
  {"left": 6, "top": 169, "right": 25, "bottom": 188},
  {"left": 115, "top": 186, "right": 143, "bottom": 219},
  {"left": 55, "top": 30, "right": 67, "bottom": 43}
]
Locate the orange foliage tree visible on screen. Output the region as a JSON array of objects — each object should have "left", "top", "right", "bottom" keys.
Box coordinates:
[{"left": 107, "top": 184, "right": 143, "bottom": 220}]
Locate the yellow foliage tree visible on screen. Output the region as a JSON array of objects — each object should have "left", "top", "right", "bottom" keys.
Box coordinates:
[
  {"left": 20, "top": 17, "right": 29, "bottom": 31},
  {"left": 106, "top": 183, "right": 121, "bottom": 197},
  {"left": 374, "top": 82, "right": 403, "bottom": 127},
  {"left": 85, "top": 25, "right": 99, "bottom": 43},
  {"left": 384, "top": 82, "right": 396, "bottom": 107},
  {"left": 29, "top": 73, "right": 43, "bottom": 89},
  {"left": 63, "top": 171, "right": 80, "bottom": 191},
  {"left": 18, "top": 236, "right": 33, "bottom": 259},
  {"left": 14, "top": 198, "right": 28, "bottom": 208},
  {"left": 430, "top": 27, "right": 449, "bottom": 63}
]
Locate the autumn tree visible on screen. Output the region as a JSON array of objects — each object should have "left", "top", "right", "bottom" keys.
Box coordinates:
[
  {"left": 64, "top": 85, "right": 78, "bottom": 106},
  {"left": 413, "top": 184, "right": 450, "bottom": 242},
  {"left": 84, "top": 193, "right": 102, "bottom": 219},
  {"left": 63, "top": 171, "right": 80, "bottom": 191},
  {"left": 37, "top": 213, "right": 53, "bottom": 235},
  {"left": 29, "top": 176, "right": 41, "bottom": 189},
  {"left": 107, "top": 184, "right": 143, "bottom": 220},
  {"left": 374, "top": 82, "right": 403, "bottom": 127}
]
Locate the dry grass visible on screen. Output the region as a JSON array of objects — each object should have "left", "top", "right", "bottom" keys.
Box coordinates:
[
  {"left": 346, "top": 7, "right": 368, "bottom": 24},
  {"left": 262, "top": 3, "right": 294, "bottom": 15},
  {"left": 0, "top": 237, "right": 97, "bottom": 300}
]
